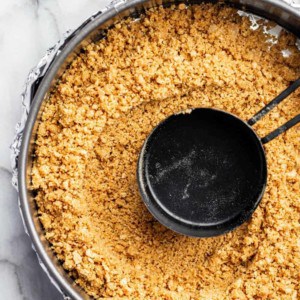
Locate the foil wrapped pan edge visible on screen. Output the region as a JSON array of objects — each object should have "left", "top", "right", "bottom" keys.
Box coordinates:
[{"left": 9, "top": 1, "right": 300, "bottom": 299}]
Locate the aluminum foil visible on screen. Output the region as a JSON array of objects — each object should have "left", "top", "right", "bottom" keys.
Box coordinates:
[
  {"left": 9, "top": 2, "right": 122, "bottom": 299},
  {"left": 10, "top": 1, "right": 300, "bottom": 299},
  {"left": 9, "top": 26, "right": 78, "bottom": 300}
]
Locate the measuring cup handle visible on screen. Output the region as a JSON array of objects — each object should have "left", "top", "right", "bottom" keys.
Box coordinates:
[{"left": 247, "top": 78, "right": 300, "bottom": 144}]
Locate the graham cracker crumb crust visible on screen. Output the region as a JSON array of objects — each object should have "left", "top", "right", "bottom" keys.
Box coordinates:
[{"left": 31, "top": 4, "right": 299, "bottom": 299}]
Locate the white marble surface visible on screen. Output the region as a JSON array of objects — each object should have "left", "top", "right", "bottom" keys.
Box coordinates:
[
  {"left": 0, "top": 1, "right": 110, "bottom": 299},
  {"left": 0, "top": 0, "right": 299, "bottom": 300}
]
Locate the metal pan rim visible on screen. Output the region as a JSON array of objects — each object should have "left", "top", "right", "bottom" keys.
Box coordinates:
[{"left": 18, "top": 0, "right": 300, "bottom": 299}]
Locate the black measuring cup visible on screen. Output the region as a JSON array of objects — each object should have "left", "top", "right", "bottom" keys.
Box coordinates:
[{"left": 137, "top": 78, "right": 300, "bottom": 237}]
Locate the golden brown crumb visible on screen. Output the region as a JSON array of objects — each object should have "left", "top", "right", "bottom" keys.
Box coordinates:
[{"left": 32, "top": 4, "right": 300, "bottom": 299}]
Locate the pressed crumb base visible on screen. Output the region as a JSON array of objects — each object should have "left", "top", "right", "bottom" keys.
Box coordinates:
[{"left": 32, "top": 4, "right": 300, "bottom": 299}]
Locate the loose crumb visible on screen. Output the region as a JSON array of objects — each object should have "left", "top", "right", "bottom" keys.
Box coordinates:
[{"left": 32, "top": 4, "right": 300, "bottom": 299}]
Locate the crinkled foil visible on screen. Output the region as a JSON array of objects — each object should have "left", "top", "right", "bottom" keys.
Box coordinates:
[
  {"left": 10, "top": 1, "right": 300, "bottom": 299},
  {"left": 9, "top": 3, "right": 115, "bottom": 299}
]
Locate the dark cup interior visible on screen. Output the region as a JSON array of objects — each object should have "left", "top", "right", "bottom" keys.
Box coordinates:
[{"left": 137, "top": 108, "right": 267, "bottom": 237}]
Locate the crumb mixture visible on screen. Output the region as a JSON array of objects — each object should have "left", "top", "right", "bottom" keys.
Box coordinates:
[{"left": 32, "top": 4, "right": 300, "bottom": 299}]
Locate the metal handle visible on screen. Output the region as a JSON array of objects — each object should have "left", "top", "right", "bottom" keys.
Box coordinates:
[{"left": 248, "top": 78, "right": 300, "bottom": 144}]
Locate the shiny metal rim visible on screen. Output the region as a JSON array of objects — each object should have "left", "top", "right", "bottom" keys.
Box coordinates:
[{"left": 18, "top": 1, "right": 300, "bottom": 299}]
